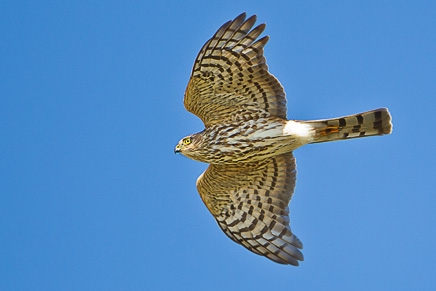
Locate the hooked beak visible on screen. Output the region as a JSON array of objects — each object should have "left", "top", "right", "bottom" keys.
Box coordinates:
[{"left": 174, "top": 144, "right": 181, "bottom": 154}]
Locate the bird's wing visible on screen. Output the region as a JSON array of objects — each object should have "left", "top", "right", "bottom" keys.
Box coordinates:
[
  {"left": 184, "top": 13, "right": 287, "bottom": 127},
  {"left": 196, "top": 152, "right": 303, "bottom": 265}
]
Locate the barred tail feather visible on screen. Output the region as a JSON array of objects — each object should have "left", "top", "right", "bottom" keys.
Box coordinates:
[{"left": 306, "top": 108, "right": 392, "bottom": 144}]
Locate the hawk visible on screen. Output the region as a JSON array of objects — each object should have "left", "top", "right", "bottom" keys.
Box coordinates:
[{"left": 174, "top": 13, "right": 392, "bottom": 266}]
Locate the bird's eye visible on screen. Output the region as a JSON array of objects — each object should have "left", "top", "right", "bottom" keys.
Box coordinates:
[{"left": 183, "top": 137, "right": 192, "bottom": 145}]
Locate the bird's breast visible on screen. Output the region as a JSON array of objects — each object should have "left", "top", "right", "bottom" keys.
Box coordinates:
[{"left": 198, "top": 118, "right": 301, "bottom": 164}]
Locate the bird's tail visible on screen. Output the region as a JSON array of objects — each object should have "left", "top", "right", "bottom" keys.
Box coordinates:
[{"left": 305, "top": 108, "right": 392, "bottom": 144}]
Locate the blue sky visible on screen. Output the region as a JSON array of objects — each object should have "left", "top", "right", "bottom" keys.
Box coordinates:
[{"left": 1, "top": 1, "right": 435, "bottom": 290}]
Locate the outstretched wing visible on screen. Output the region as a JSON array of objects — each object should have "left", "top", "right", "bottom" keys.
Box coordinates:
[
  {"left": 184, "top": 13, "right": 287, "bottom": 127},
  {"left": 196, "top": 153, "right": 303, "bottom": 265}
]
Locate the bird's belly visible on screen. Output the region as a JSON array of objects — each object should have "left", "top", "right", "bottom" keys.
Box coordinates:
[{"left": 201, "top": 120, "right": 301, "bottom": 164}]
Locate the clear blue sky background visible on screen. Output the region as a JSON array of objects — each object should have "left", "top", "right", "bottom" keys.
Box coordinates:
[{"left": 1, "top": 1, "right": 435, "bottom": 290}]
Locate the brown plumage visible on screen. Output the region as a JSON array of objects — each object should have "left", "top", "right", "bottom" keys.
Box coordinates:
[{"left": 175, "top": 13, "right": 392, "bottom": 265}]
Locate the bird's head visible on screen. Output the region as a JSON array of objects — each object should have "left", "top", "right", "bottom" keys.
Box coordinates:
[{"left": 174, "top": 134, "right": 202, "bottom": 159}]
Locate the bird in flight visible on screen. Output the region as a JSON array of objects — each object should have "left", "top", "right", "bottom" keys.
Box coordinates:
[{"left": 175, "top": 12, "right": 392, "bottom": 266}]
